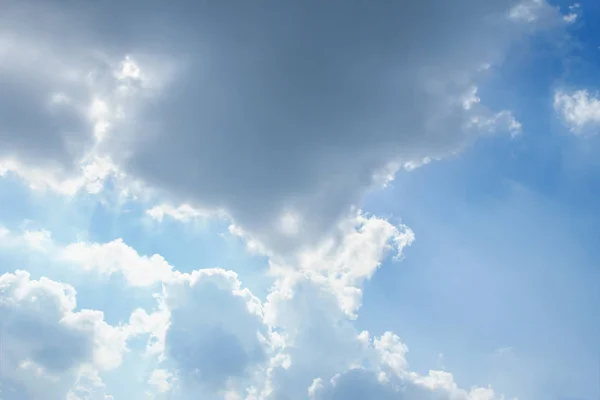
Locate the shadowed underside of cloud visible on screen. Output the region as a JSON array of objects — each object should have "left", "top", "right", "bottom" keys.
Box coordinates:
[
  {"left": 0, "top": 0, "right": 562, "bottom": 253},
  {"left": 163, "top": 270, "right": 271, "bottom": 393}
]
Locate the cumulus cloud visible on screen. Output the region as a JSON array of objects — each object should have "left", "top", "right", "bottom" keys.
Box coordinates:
[
  {"left": 61, "top": 239, "right": 174, "bottom": 287},
  {"left": 161, "top": 269, "right": 272, "bottom": 396},
  {"left": 0, "top": 271, "right": 125, "bottom": 399},
  {"left": 271, "top": 212, "right": 415, "bottom": 316},
  {"left": 256, "top": 275, "right": 506, "bottom": 400},
  {"left": 0, "top": 0, "right": 569, "bottom": 254},
  {"left": 0, "top": 214, "right": 509, "bottom": 399},
  {"left": 31, "top": 233, "right": 271, "bottom": 397},
  {"left": 554, "top": 89, "right": 600, "bottom": 134}
]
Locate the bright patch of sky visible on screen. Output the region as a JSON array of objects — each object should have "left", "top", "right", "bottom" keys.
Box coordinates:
[{"left": 1, "top": 1, "right": 599, "bottom": 399}]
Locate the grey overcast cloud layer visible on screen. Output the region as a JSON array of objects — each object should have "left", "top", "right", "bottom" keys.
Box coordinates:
[{"left": 0, "top": 0, "right": 562, "bottom": 252}]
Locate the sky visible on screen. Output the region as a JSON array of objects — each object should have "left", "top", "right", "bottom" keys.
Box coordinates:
[{"left": 0, "top": 0, "right": 599, "bottom": 399}]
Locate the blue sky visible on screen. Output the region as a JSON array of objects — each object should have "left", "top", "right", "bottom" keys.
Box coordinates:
[{"left": 1, "top": 1, "right": 599, "bottom": 399}]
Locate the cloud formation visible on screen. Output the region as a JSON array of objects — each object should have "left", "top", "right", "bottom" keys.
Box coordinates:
[
  {"left": 0, "top": 0, "right": 567, "bottom": 253},
  {"left": 0, "top": 271, "right": 125, "bottom": 400},
  {"left": 162, "top": 269, "right": 271, "bottom": 395},
  {"left": 554, "top": 89, "right": 600, "bottom": 134},
  {"left": 0, "top": 1, "right": 583, "bottom": 398},
  {"left": 0, "top": 213, "right": 512, "bottom": 399}
]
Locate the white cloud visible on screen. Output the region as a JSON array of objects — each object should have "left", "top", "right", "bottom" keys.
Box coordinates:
[
  {"left": 289, "top": 212, "right": 414, "bottom": 316},
  {"left": 563, "top": 12, "right": 578, "bottom": 23},
  {"left": 148, "top": 369, "right": 174, "bottom": 394},
  {"left": 509, "top": 0, "right": 546, "bottom": 22},
  {"left": 0, "top": 156, "right": 120, "bottom": 196},
  {"left": 508, "top": 0, "right": 567, "bottom": 26},
  {"left": 0, "top": 226, "right": 55, "bottom": 253},
  {"left": 260, "top": 275, "right": 508, "bottom": 400},
  {"left": 146, "top": 203, "right": 219, "bottom": 222},
  {"left": 467, "top": 110, "right": 523, "bottom": 138},
  {"left": 0, "top": 271, "right": 126, "bottom": 399},
  {"left": 0, "top": 217, "right": 513, "bottom": 399},
  {"left": 61, "top": 239, "right": 175, "bottom": 287},
  {"left": 563, "top": 3, "right": 580, "bottom": 23},
  {"left": 309, "top": 334, "right": 503, "bottom": 400},
  {"left": 554, "top": 89, "right": 600, "bottom": 134}
]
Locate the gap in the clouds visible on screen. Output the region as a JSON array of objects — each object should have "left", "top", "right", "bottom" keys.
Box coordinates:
[
  {"left": 359, "top": 137, "right": 600, "bottom": 398},
  {"left": 472, "top": 16, "right": 600, "bottom": 217},
  {"left": 0, "top": 176, "right": 73, "bottom": 233}
]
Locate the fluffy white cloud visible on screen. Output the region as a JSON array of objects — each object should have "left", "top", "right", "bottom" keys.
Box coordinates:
[
  {"left": 256, "top": 276, "right": 507, "bottom": 400},
  {"left": 39, "top": 235, "right": 271, "bottom": 397},
  {"left": 0, "top": 0, "right": 568, "bottom": 255},
  {"left": 0, "top": 271, "right": 125, "bottom": 399},
  {"left": 61, "top": 239, "right": 174, "bottom": 287},
  {"left": 271, "top": 212, "right": 415, "bottom": 317},
  {"left": 554, "top": 89, "right": 600, "bottom": 134},
  {"left": 0, "top": 213, "right": 510, "bottom": 400}
]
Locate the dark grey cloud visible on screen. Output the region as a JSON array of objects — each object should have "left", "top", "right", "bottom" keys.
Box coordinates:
[
  {"left": 108, "top": 0, "right": 526, "bottom": 253},
  {"left": 0, "top": 0, "right": 561, "bottom": 251}
]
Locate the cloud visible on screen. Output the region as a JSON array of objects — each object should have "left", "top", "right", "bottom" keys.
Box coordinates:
[
  {"left": 0, "top": 214, "right": 512, "bottom": 399},
  {"left": 148, "top": 369, "right": 174, "bottom": 394},
  {"left": 0, "top": 271, "right": 125, "bottom": 399},
  {"left": 562, "top": 3, "right": 581, "bottom": 24},
  {"left": 61, "top": 239, "right": 175, "bottom": 287},
  {"left": 50, "top": 234, "right": 272, "bottom": 397},
  {"left": 104, "top": 0, "right": 540, "bottom": 254},
  {"left": 0, "top": 0, "right": 567, "bottom": 255},
  {"left": 272, "top": 212, "right": 415, "bottom": 316},
  {"left": 256, "top": 275, "right": 506, "bottom": 400},
  {"left": 262, "top": 277, "right": 369, "bottom": 398},
  {"left": 554, "top": 89, "right": 600, "bottom": 134},
  {"left": 0, "top": 2, "right": 171, "bottom": 196},
  {"left": 0, "top": 226, "right": 54, "bottom": 253},
  {"left": 160, "top": 269, "right": 272, "bottom": 396},
  {"left": 146, "top": 203, "right": 226, "bottom": 223},
  {"left": 0, "top": 3, "right": 576, "bottom": 398},
  {"left": 508, "top": 0, "right": 563, "bottom": 25},
  {"left": 308, "top": 333, "right": 502, "bottom": 400}
]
